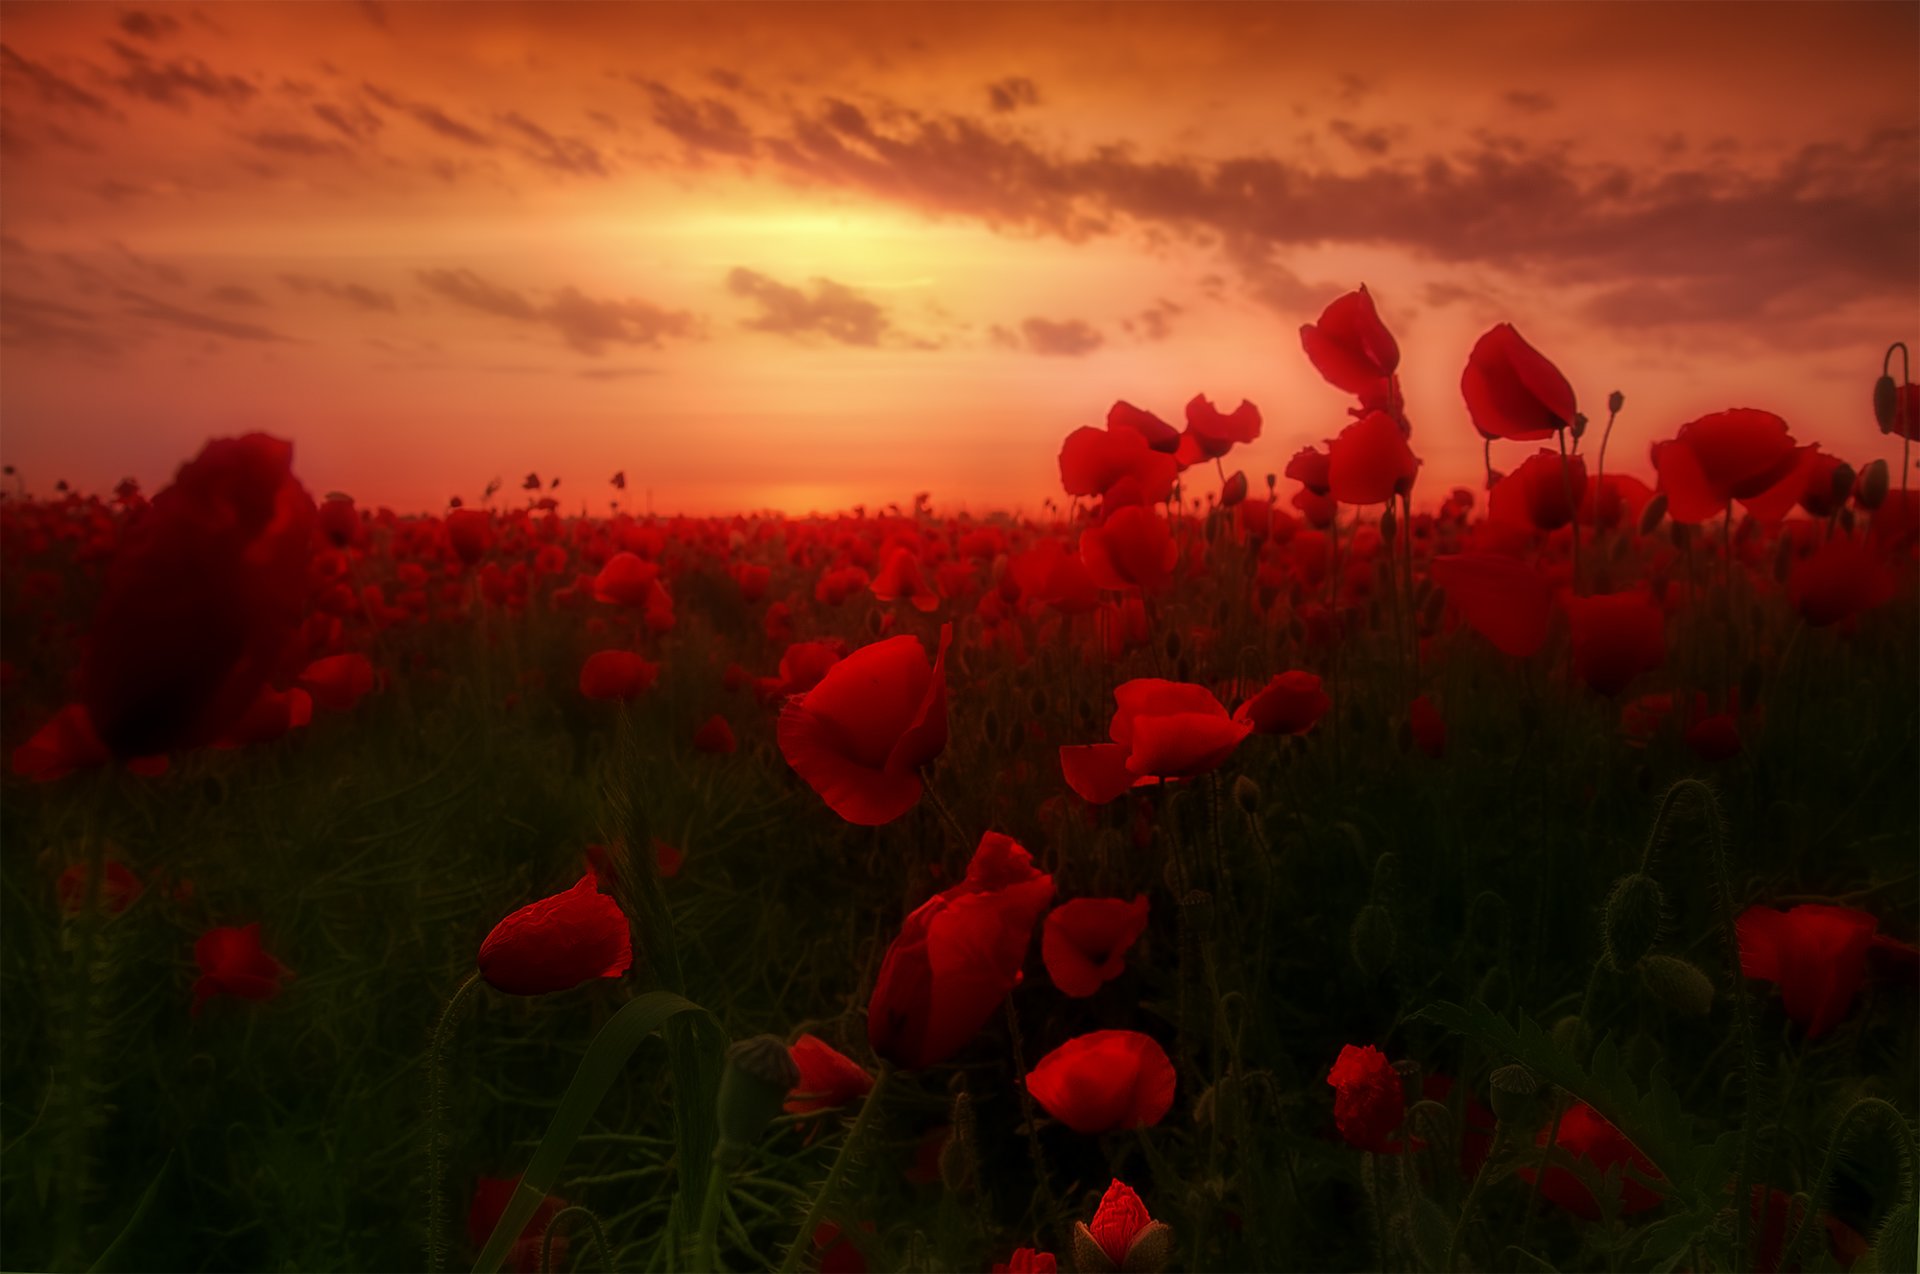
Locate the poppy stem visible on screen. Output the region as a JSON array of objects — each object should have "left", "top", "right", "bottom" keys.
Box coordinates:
[
  {"left": 923, "top": 781, "right": 971, "bottom": 854},
  {"left": 774, "top": 1065, "right": 891, "bottom": 1274},
  {"left": 1445, "top": 1121, "right": 1509, "bottom": 1271},
  {"left": 425, "top": 970, "right": 481, "bottom": 1274},
  {"left": 538, "top": 1205, "right": 609, "bottom": 1274},
  {"left": 1555, "top": 425, "right": 1583, "bottom": 596},
  {"left": 53, "top": 776, "right": 113, "bottom": 1271}
]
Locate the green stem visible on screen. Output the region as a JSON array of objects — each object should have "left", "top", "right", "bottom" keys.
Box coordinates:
[
  {"left": 539, "top": 1205, "right": 610, "bottom": 1274},
  {"left": 1782, "top": 1097, "right": 1916, "bottom": 1268},
  {"left": 1692, "top": 780, "right": 1758, "bottom": 1272},
  {"left": 692, "top": 1158, "right": 730, "bottom": 1273},
  {"left": 1556, "top": 424, "right": 1584, "bottom": 596},
  {"left": 775, "top": 1066, "right": 891, "bottom": 1274},
  {"left": 1446, "top": 1122, "right": 1509, "bottom": 1272},
  {"left": 427, "top": 971, "right": 482, "bottom": 1274}
]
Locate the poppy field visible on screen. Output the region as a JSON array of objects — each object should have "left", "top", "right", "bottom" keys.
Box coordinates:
[{"left": 2, "top": 296, "right": 1917, "bottom": 1274}]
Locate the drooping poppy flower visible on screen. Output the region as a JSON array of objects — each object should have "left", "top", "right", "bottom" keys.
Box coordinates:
[
  {"left": 296, "top": 653, "right": 375, "bottom": 712},
  {"left": 1409, "top": 695, "right": 1446, "bottom": 759},
  {"left": 1489, "top": 449, "right": 1586, "bottom": 532},
  {"left": 1461, "top": 323, "right": 1577, "bottom": 441},
  {"left": 1042, "top": 894, "right": 1150, "bottom": 996},
  {"left": 1327, "top": 410, "right": 1419, "bottom": 505},
  {"left": 691, "top": 713, "right": 736, "bottom": 754},
  {"left": 1219, "top": 470, "right": 1249, "bottom": 508},
  {"left": 992, "top": 1248, "right": 1059, "bottom": 1274},
  {"left": 1786, "top": 537, "right": 1897, "bottom": 628},
  {"left": 867, "top": 832, "right": 1054, "bottom": 1070},
  {"left": 82, "top": 433, "right": 316, "bottom": 758},
  {"left": 1736, "top": 904, "right": 1880, "bottom": 1039},
  {"left": 1059, "top": 679, "right": 1252, "bottom": 805},
  {"left": 1429, "top": 554, "right": 1554, "bottom": 658},
  {"left": 1327, "top": 1044, "right": 1404, "bottom": 1153},
  {"left": 777, "top": 625, "right": 952, "bottom": 826},
  {"left": 445, "top": 508, "right": 493, "bottom": 565},
  {"left": 1073, "top": 1180, "right": 1171, "bottom": 1274},
  {"left": 784, "top": 1034, "right": 873, "bottom": 1115},
  {"left": 192, "top": 923, "right": 291, "bottom": 1016},
  {"left": 467, "top": 1176, "right": 568, "bottom": 1274},
  {"left": 1652, "top": 409, "right": 1809, "bottom": 524},
  {"left": 1081, "top": 505, "right": 1177, "bottom": 594},
  {"left": 1025, "top": 1029, "right": 1175, "bottom": 1134},
  {"left": 477, "top": 871, "right": 633, "bottom": 996},
  {"left": 1564, "top": 591, "right": 1666, "bottom": 695},
  {"left": 1059, "top": 427, "right": 1179, "bottom": 504},
  {"left": 212, "top": 685, "right": 312, "bottom": 749},
  {"left": 57, "top": 860, "right": 144, "bottom": 918},
  {"left": 578, "top": 650, "right": 660, "bottom": 701},
  {"left": 1175, "top": 394, "right": 1262, "bottom": 466},
  {"left": 1107, "top": 400, "right": 1181, "bottom": 453},
  {"left": 1301, "top": 286, "right": 1400, "bottom": 394},
  {"left": 1517, "top": 1101, "right": 1663, "bottom": 1220},
  {"left": 1232, "top": 671, "right": 1331, "bottom": 735}
]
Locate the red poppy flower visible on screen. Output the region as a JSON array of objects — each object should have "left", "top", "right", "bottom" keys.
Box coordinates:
[
  {"left": 477, "top": 871, "right": 633, "bottom": 996},
  {"left": 1287, "top": 445, "right": 1332, "bottom": 495},
  {"left": 296, "top": 653, "right": 375, "bottom": 712},
  {"left": 445, "top": 508, "right": 493, "bottom": 566},
  {"left": 776, "top": 640, "right": 843, "bottom": 695},
  {"left": 1301, "top": 286, "right": 1400, "bottom": 394},
  {"left": 82, "top": 433, "right": 316, "bottom": 758},
  {"left": 1517, "top": 1101, "right": 1663, "bottom": 1220},
  {"left": 212, "top": 685, "right": 312, "bottom": 749},
  {"left": 1409, "top": 695, "right": 1446, "bottom": 759},
  {"left": 1796, "top": 450, "right": 1852, "bottom": 518},
  {"left": 11, "top": 703, "right": 112, "bottom": 782},
  {"left": 691, "top": 713, "right": 736, "bottom": 754},
  {"left": 1292, "top": 485, "right": 1338, "bottom": 529},
  {"left": 1787, "top": 538, "right": 1897, "bottom": 628},
  {"left": 192, "top": 923, "right": 292, "bottom": 1016},
  {"left": 993, "top": 1248, "right": 1058, "bottom": 1274},
  {"left": 1327, "top": 1044, "right": 1404, "bottom": 1152},
  {"left": 1232, "top": 671, "right": 1331, "bottom": 735},
  {"left": 1059, "top": 426, "right": 1178, "bottom": 504},
  {"left": 1175, "top": 394, "right": 1262, "bottom": 466},
  {"left": 317, "top": 494, "right": 360, "bottom": 547},
  {"left": 591, "top": 551, "right": 660, "bottom": 606},
  {"left": 1042, "top": 894, "right": 1150, "bottom": 996},
  {"left": 785, "top": 1034, "right": 873, "bottom": 1114},
  {"left": 1025, "top": 1029, "right": 1175, "bottom": 1134},
  {"left": 1328, "top": 410, "right": 1419, "bottom": 505},
  {"left": 1081, "top": 505, "right": 1177, "bottom": 594},
  {"left": 1014, "top": 539, "right": 1101, "bottom": 613},
  {"left": 57, "top": 860, "right": 144, "bottom": 918},
  {"left": 1737, "top": 904, "right": 1880, "bottom": 1039},
  {"left": 1564, "top": 591, "right": 1666, "bottom": 695},
  {"left": 1107, "top": 400, "right": 1181, "bottom": 453},
  {"left": 872, "top": 547, "right": 941, "bottom": 612},
  {"left": 867, "top": 832, "right": 1054, "bottom": 1070},
  {"left": 1059, "top": 679, "right": 1252, "bottom": 805},
  {"left": 1075, "top": 1179, "right": 1169, "bottom": 1273},
  {"left": 1652, "top": 409, "right": 1810, "bottom": 524},
  {"left": 579, "top": 650, "right": 660, "bottom": 701},
  {"left": 1219, "top": 470, "right": 1249, "bottom": 508},
  {"left": 651, "top": 839, "right": 684, "bottom": 878},
  {"left": 1489, "top": 449, "right": 1586, "bottom": 532},
  {"left": 467, "top": 1177, "right": 567, "bottom": 1274},
  {"left": 1430, "top": 554, "right": 1554, "bottom": 658},
  {"left": 1684, "top": 710, "right": 1742, "bottom": 762},
  {"left": 777, "top": 625, "right": 952, "bottom": 826},
  {"left": 1581, "top": 474, "right": 1655, "bottom": 531},
  {"left": 1461, "top": 323, "right": 1577, "bottom": 441}
]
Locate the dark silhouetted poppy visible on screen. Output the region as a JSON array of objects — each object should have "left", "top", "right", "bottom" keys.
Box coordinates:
[
  {"left": 1409, "top": 695, "right": 1446, "bottom": 759},
  {"left": 57, "top": 860, "right": 143, "bottom": 918},
  {"left": 1232, "top": 671, "right": 1331, "bottom": 735},
  {"left": 1043, "top": 894, "right": 1150, "bottom": 996},
  {"left": 592, "top": 551, "right": 661, "bottom": 605},
  {"left": 1787, "top": 538, "right": 1896, "bottom": 628},
  {"left": 777, "top": 625, "right": 952, "bottom": 826},
  {"left": 1489, "top": 449, "right": 1585, "bottom": 532},
  {"left": 868, "top": 832, "right": 1054, "bottom": 1070},
  {"left": 993, "top": 1249, "right": 1058, "bottom": 1273},
  {"left": 1074, "top": 1179, "right": 1171, "bottom": 1274},
  {"left": 192, "top": 923, "right": 291, "bottom": 1016},
  {"left": 297, "top": 653, "right": 375, "bottom": 712},
  {"left": 1175, "top": 394, "right": 1262, "bottom": 466},
  {"left": 477, "top": 870, "right": 633, "bottom": 996},
  {"left": 83, "top": 433, "right": 316, "bottom": 758},
  {"left": 1652, "top": 409, "right": 1809, "bottom": 524},
  {"left": 317, "top": 494, "right": 360, "bottom": 547},
  {"left": 1737, "top": 903, "right": 1879, "bottom": 1039},
  {"left": 1430, "top": 554, "right": 1554, "bottom": 657},
  {"left": 1461, "top": 323, "right": 1577, "bottom": 441},
  {"left": 1301, "top": 286, "right": 1400, "bottom": 394},
  {"left": 1517, "top": 1102, "right": 1663, "bottom": 1220},
  {"left": 1081, "top": 505, "right": 1177, "bottom": 594},
  {"left": 1564, "top": 591, "right": 1666, "bottom": 695},
  {"left": 1026, "top": 1029, "right": 1176, "bottom": 1133},
  {"left": 785, "top": 1034, "right": 873, "bottom": 1115},
  {"left": 1219, "top": 470, "right": 1249, "bottom": 508},
  {"left": 1328, "top": 410, "right": 1419, "bottom": 505},
  {"left": 1327, "top": 1043, "right": 1403, "bottom": 1152},
  {"left": 578, "top": 650, "right": 659, "bottom": 701},
  {"left": 445, "top": 508, "right": 493, "bottom": 565},
  {"left": 467, "top": 1177, "right": 567, "bottom": 1274}
]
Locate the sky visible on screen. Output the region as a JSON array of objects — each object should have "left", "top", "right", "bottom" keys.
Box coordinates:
[{"left": 2, "top": 0, "right": 1916, "bottom": 516}]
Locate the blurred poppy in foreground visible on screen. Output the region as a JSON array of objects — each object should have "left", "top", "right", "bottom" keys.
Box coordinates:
[
  {"left": 1737, "top": 903, "right": 1886, "bottom": 1039},
  {"left": 777, "top": 625, "right": 952, "bottom": 826},
  {"left": 477, "top": 871, "right": 632, "bottom": 996},
  {"left": 57, "top": 860, "right": 143, "bottom": 918},
  {"left": 579, "top": 650, "right": 660, "bottom": 701},
  {"left": 192, "top": 923, "right": 291, "bottom": 1016},
  {"left": 467, "top": 1177, "right": 567, "bottom": 1274},
  {"left": 1517, "top": 1101, "right": 1663, "bottom": 1220},
  {"left": 1025, "top": 1029, "right": 1176, "bottom": 1133},
  {"left": 1042, "top": 894, "right": 1150, "bottom": 996}
]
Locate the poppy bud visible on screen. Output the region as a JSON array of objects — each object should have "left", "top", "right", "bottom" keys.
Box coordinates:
[
  {"left": 1856, "top": 458, "right": 1890, "bottom": 511},
  {"left": 1488, "top": 1063, "right": 1540, "bottom": 1124},
  {"left": 1838, "top": 506, "right": 1856, "bottom": 533},
  {"left": 1266, "top": 473, "right": 1277, "bottom": 492},
  {"left": 1232, "top": 774, "right": 1261, "bottom": 814},
  {"left": 1602, "top": 872, "right": 1665, "bottom": 972},
  {"left": 1874, "top": 374, "right": 1898, "bottom": 433},
  {"left": 1571, "top": 411, "right": 1589, "bottom": 441},
  {"left": 1350, "top": 904, "right": 1396, "bottom": 978},
  {"left": 1608, "top": 390, "right": 1625, "bottom": 415},
  {"left": 714, "top": 1035, "right": 800, "bottom": 1167},
  {"left": 1872, "top": 1201, "right": 1917, "bottom": 1274},
  {"left": 1639, "top": 954, "right": 1714, "bottom": 1016},
  {"left": 1638, "top": 492, "right": 1668, "bottom": 536},
  {"left": 1550, "top": 1014, "right": 1592, "bottom": 1060},
  {"left": 1829, "top": 461, "right": 1856, "bottom": 507}
]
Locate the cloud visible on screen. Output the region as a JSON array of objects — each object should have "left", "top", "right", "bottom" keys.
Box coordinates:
[
  {"left": 417, "top": 267, "right": 698, "bottom": 354},
  {"left": 243, "top": 129, "right": 349, "bottom": 158},
  {"left": 1, "top": 44, "right": 121, "bottom": 118},
  {"left": 106, "top": 39, "right": 256, "bottom": 109},
  {"left": 1, "top": 291, "right": 119, "bottom": 356},
  {"left": 1327, "top": 118, "right": 1393, "bottom": 156},
  {"left": 576, "top": 366, "right": 658, "bottom": 381},
  {"left": 280, "top": 273, "right": 398, "bottom": 313},
  {"left": 640, "top": 80, "right": 755, "bottom": 158},
  {"left": 364, "top": 83, "right": 492, "bottom": 147},
  {"left": 725, "top": 268, "right": 890, "bottom": 346},
  {"left": 1504, "top": 90, "right": 1556, "bottom": 115},
  {"left": 117, "top": 288, "right": 291, "bottom": 341},
  {"left": 1121, "top": 298, "right": 1183, "bottom": 342},
  {"left": 987, "top": 76, "right": 1039, "bottom": 113},
  {"left": 207, "top": 284, "right": 266, "bottom": 306},
  {"left": 117, "top": 11, "right": 183, "bottom": 42},
  {"left": 1019, "top": 316, "right": 1104, "bottom": 357},
  {"left": 499, "top": 111, "right": 609, "bottom": 176},
  {"left": 312, "top": 100, "right": 382, "bottom": 142}
]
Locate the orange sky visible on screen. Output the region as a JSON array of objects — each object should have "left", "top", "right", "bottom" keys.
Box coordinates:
[{"left": 3, "top": 1, "right": 1915, "bottom": 515}]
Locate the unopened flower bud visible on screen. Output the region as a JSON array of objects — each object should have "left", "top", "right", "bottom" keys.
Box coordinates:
[
  {"left": 1380, "top": 503, "right": 1397, "bottom": 542},
  {"left": 1489, "top": 1063, "right": 1540, "bottom": 1123},
  {"left": 1602, "top": 872, "right": 1666, "bottom": 972},
  {"left": 1639, "top": 492, "right": 1668, "bottom": 536},
  {"left": 1874, "top": 374, "right": 1898, "bottom": 433},
  {"left": 1639, "top": 953, "right": 1715, "bottom": 1016},
  {"left": 1857, "top": 458, "right": 1890, "bottom": 511},
  {"left": 1551, "top": 1014, "right": 1592, "bottom": 1061},
  {"left": 1608, "top": 390, "right": 1625, "bottom": 415},
  {"left": 1830, "top": 461, "right": 1856, "bottom": 507},
  {"left": 1571, "top": 411, "right": 1589, "bottom": 441}
]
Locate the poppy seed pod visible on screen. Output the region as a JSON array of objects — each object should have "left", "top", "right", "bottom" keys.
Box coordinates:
[
  {"left": 1488, "top": 1063, "right": 1540, "bottom": 1124},
  {"left": 1874, "top": 374, "right": 1898, "bottom": 433},
  {"left": 1639, "top": 954, "right": 1715, "bottom": 1017},
  {"left": 1609, "top": 390, "right": 1625, "bottom": 415},
  {"left": 714, "top": 1035, "right": 801, "bottom": 1167},
  {"left": 1602, "top": 872, "right": 1666, "bottom": 972},
  {"left": 1638, "top": 492, "right": 1668, "bottom": 536}
]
